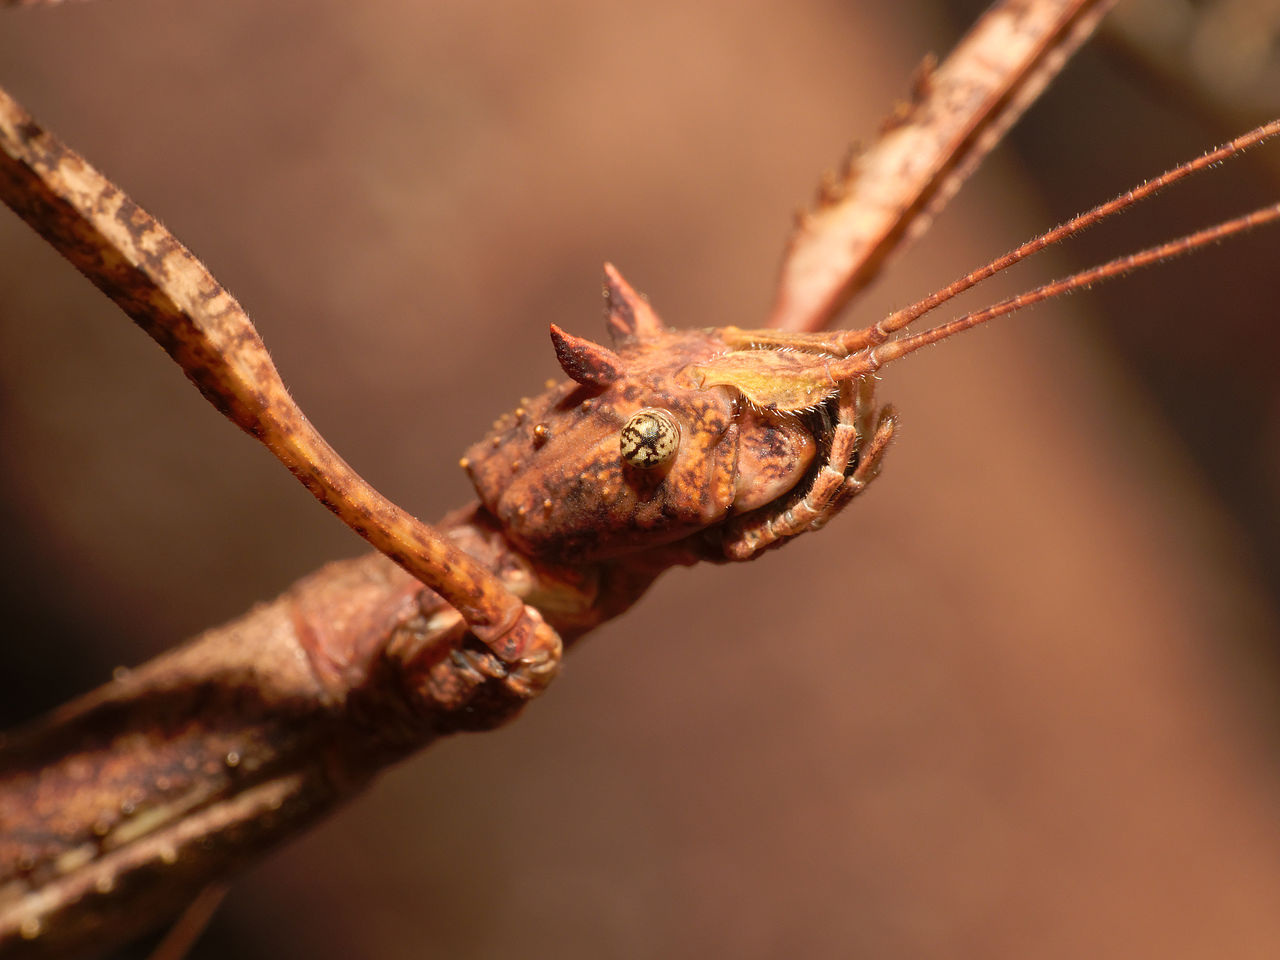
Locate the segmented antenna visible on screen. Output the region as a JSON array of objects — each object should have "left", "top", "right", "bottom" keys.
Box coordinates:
[
  {"left": 829, "top": 201, "right": 1280, "bottom": 378},
  {"left": 837, "top": 119, "right": 1280, "bottom": 355}
]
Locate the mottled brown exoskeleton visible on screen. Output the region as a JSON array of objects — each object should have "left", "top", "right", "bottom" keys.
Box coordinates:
[{"left": 464, "top": 265, "right": 897, "bottom": 570}]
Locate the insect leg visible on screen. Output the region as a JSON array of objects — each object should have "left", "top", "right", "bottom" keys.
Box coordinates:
[
  {"left": 816, "top": 400, "right": 898, "bottom": 528},
  {"left": 723, "top": 380, "right": 864, "bottom": 559}
]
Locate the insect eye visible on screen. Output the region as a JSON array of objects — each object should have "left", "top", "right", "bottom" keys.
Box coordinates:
[{"left": 619, "top": 409, "right": 680, "bottom": 469}]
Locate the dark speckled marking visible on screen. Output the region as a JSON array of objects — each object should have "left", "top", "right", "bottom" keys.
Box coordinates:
[{"left": 619, "top": 410, "right": 679, "bottom": 468}]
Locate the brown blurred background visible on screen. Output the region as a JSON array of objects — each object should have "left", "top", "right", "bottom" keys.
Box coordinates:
[{"left": 3, "top": 1, "right": 1280, "bottom": 957}]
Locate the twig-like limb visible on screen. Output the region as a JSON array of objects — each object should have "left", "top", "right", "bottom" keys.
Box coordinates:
[
  {"left": 0, "top": 86, "right": 540, "bottom": 657},
  {"left": 768, "top": 0, "right": 1115, "bottom": 332}
]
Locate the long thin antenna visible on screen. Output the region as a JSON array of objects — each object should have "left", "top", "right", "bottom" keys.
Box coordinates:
[
  {"left": 837, "top": 119, "right": 1280, "bottom": 353},
  {"left": 828, "top": 200, "right": 1280, "bottom": 379}
]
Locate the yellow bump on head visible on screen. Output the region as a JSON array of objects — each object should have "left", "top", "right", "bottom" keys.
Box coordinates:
[
  {"left": 689, "top": 349, "right": 838, "bottom": 412},
  {"left": 459, "top": 457, "right": 471, "bottom": 470}
]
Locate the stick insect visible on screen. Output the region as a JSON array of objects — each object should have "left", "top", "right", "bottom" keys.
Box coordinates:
[{"left": 3, "top": 1, "right": 1280, "bottom": 957}]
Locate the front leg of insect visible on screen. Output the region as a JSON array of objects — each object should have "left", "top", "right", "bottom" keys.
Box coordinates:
[
  {"left": 826, "top": 393, "right": 898, "bottom": 522},
  {"left": 722, "top": 378, "right": 898, "bottom": 559}
]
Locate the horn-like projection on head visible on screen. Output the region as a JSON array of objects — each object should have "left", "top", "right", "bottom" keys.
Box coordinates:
[
  {"left": 550, "top": 323, "right": 624, "bottom": 387},
  {"left": 603, "top": 263, "right": 666, "bottom": 346}
]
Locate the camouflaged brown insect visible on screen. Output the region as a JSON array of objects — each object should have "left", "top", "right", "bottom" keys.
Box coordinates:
[{"left": 2, "top": 0, "right": 1280, "bottom": 956}]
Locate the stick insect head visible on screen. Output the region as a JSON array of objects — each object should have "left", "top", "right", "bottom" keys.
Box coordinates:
[
  {"left": 462, "top": 268, "right": 741, "bottom": 563},
  {"left": 461, "top": 268, "right": 857, "bottom": 564}
]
